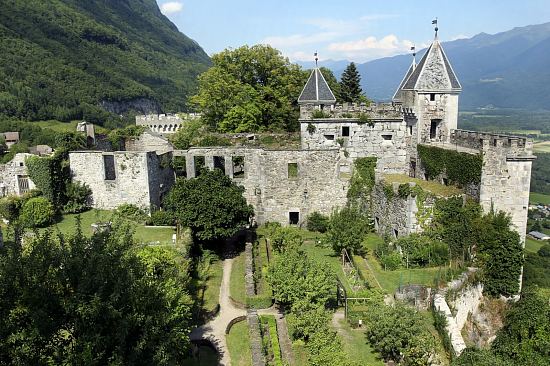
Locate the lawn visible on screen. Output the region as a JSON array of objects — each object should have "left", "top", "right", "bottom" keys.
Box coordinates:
[
  {"left": 530, "top": 192, "right": 550, "bottom": 205},
  {"left": 384, "top": 174, "right": 463, "bottom": 197},
  {"left": 200, "top": 255, "right": 223, "bottom": 313},
  {"left": 533, "top": 141, "right": 550, "bottom": 153},
  {"left": 226, "top": 320, "right": 252, "bottom": 366},
  {"left": 254, "top": 238, "right": 272, "bottom": 298},
  {"left": 525, "top": 237, "right": 546, "bottom": 253},
  {"left": 43, "top": 209, "right": 175, "bottom": 245},
  {"left": 334, "top": 318, "right": 385, "bottom": 366},
  {"left": 230, "top": 250, "right": 247, "bottom": 305},
  {"left": 291, "top": 341, "right": 309, "bottom": 366},
  {"left": 34, "top": 120, "right": 109, "bottom": 134}
]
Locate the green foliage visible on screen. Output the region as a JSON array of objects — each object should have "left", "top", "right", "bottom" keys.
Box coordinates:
[
  {"left": 0, "top": 196, "right": 24, "bottom": 223},
  {"left": 364, "top": 303, "right": 436, "bottom": 365},
  {"left": 0, "top": 0, "right": 210, "bottom": 123},
  {"left": 287, "top": 304, "right": 332, "bottom": 341},
  {"left": 491, "top": 288, "right": 550, "bottom": 365},
  {"left": 270, "top": 226, "right": 303, "bottom": 253},
  {"left": 375, "top": 242, "right": 402, "bottom": 271},
  {"left": 340, "top": 62, "right": 363, "bottom": 103},
  {"left": 306, "top": 122, "right": 316, "bottom": 134},
  {"left": 451, "top": 348, "right": 508, "bottom": 366},
  {"left": 62, "top": 181, "right": 92, "bottom": 214},
  {"left": 191, "top": 45, "right": 306, "bottom": 132},
  {"left": 20, "top": 196, "right": 54, "bottom": 228},
  {"left": 347, "top": 157, "right": 377, "bottom": 203},
  {"left": 259, "top": 316, "right": 283, "bottom": 366},
  {"left": 268, "top": 249, "right": 335, "bottom": 309},
  {"left": 523, "top": 244, "right": 550, "bottom": 288},
  {"left": 108, "top": 125, "right": 145, "bottom": 147},
  {"left": 195, "top": 134, "right": 232, "bottom": 147},
  {"left": 432, "top": 309, "right": 455, "bottom": 359},
  {"left": 326, "top": 206, "right": 372, "bottom": 255},
  {"left": 0, "top": 222, "right": 193, "bottom": 364},
  {"left": 146, "top": 210, "right": 176, "bottom": 226},
  {"left": 169, "top": 118, "right": 205, "bottom": 150},
  {"left": 306, "top": 211, "right": 329, "bottom": 233},
  {"left": 306, "top": 329, "right": 359, "bottom": 366},
  {"left": 113, "top": 203, "right": 147, "bottom": 223},
  {"left": 396, "top": 234, "right": 449, "bottom": 268},
  {"left": 531, "top": 153, "right": 550, "bottom": 195},
  {"left": 164, "top": 169, "right": 253, "bottom": 242},
  {"left": 311, "top": 109, "right": 331, "bottom": 118},
  {"left": 357, "top": 112, "right": 374, "bottom": 126},
  {"left": 25, "top": 152, "right": 70, "bottom": 207},
  {"left": 417, "top": 144, "right": 482, "bottom": 186}
]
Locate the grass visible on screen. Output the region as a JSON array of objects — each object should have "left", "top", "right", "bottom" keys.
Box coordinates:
[
  {"left": 384, "top": 174, "right": 463, "bottom": 197},
  {"left": 530, "top": 192, "right": 550, "bottom": 205},
  {"left": 334, "top": 318, "right": 385, "bottom": 366},
  {"left": 533, "top": 141, "right": 550, "bottom": 153},
  {"left": 226, "top": 320, "right": 252, "bottom": 366},
  {"left": 291, "top": 341, "right": 309, "bottom": 366},
  {"left": 200, "top": 256, "right": 223, "bottom": 312},
  {"left": 230, "top": 250, "right": 247, "bottom": 305},
  {"left": 255, "top": 238, "right": 272, "bottom": 297},
  {"left": 34, "top": 120, "right": 109, "bottom": 134},
  {"left": 43, "top": 209, "right": 175, "bottom": 245},
  {"left": 525, "top": 237, "right": 546, "bottom": 253}
]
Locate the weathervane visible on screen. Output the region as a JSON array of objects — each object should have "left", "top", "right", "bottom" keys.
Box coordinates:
[
  {"left": 432, "top": 18, "right": 439, "bottom": 38},
  {"left": 314, "top": 51, "right": 318, "bottom": 67},
  {"left": 410, "top": 45, "right": 416, "bottom": 68}
]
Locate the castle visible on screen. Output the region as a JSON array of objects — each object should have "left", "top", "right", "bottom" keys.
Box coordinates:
[{"left": 4, "top": 31, "right": 530, "bottom": 245}]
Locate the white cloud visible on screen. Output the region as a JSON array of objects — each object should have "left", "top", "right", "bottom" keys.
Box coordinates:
[
  {"left": 160, "top": 1, "right": 183, "bottom": 15},
  {"left": 449, "top": 34, "right": 469, "bottom": 41},
  {"left": 327, "top": 35, "right": 414, "bottom": 61},
  {"left": 262, "top": 32, "right": 339, "bottom": 48}
]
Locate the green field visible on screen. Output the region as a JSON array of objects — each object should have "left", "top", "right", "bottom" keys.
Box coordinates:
[
  {"left": 230, "top": 250, "right": 247, "bottom": 305},
  {"left": 530, "top": 192, "right": 550, "bottom": 205},
  {"left": 200, "top": 256, "right": 223, "bottom": 313},
  {"left": 226, "top": 320, "right": 252, "bottom": 366},
  {"left": 33, "top": 120, "right": 110, "bottom": 134},
  {"left": 334, "top": 318, "right": 385, "bottom": 366},
  {"left": 526, "top": 237, "right": 546, "bottom": 253},
  {"left": 534, "top": 141, "right": 550, "bottom": 153}
]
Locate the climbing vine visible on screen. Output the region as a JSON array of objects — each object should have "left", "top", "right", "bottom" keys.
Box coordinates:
[
  {"left": 347, "top": 157, "right": 377, "bottom": 202},
  {"left": 417, "top": 144, "right": 482, "bottom": 186},
  {"left": 26, "top": 152, "right": 70, "bottom": 207}
]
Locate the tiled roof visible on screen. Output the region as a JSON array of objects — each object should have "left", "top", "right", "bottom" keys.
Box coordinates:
[{"left": 298, "top": 68, "right": 336, "bottom": 104}]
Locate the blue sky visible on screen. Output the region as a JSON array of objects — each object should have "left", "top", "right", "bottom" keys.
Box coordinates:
[{"left": 157, "top": 0, "right": 550, "bottom": 63}]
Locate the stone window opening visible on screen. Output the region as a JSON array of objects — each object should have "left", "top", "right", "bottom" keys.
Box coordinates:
[
  {"left": 232, "top": 156, "right": 245, "bottom": 178},
  {"left": 19, "top": 162, "right": 24, "bottom": 167},
  {"left": 408, "top": 125, "right": 413, "bottom": 136},
  {"left": 342, "top": 126, "right": 350, "bottom": 137},
  {"left": 213, "top": 156, "right": 225, "bottom": 175},
  {"left": 17, "top": 175, "right": 30, "bottom": 194},
  {"left": 103, "top": 155, "right": 116, "bottom": 181},
  {"left": 324, "top": 134, "right": 335, "bottom": 141},
  {"left": 492, "top": 139, "right": 498, "bottom": 147},
  {"left": 289, "top": 211, "right": 300, "bottom": 225},
  {"left": 375, "top": 216, "right": 380, "bottom": 231},
  {"left": 288, "top": 163, "right": 298, "bottom": 179},
  {"left": 382, "top": 134, "right": 393, "bottom": 141},
  {"left": 194, "top": 156, "right": 205, "bottom": 176},
  {"left": 172, "top": 156, "right": 187, "bottom": 178},
  {"left": 430, "top": 119, "right": 441, "bottom": 140},
  {"left": 429, "top": 93, "right": 436, "bottom": 102},
  {"left": 409, "top": 160, "right": 417, "bottom": 178},
  {"left": 393, "top": 228, "right": 399, "bottom": 238}
]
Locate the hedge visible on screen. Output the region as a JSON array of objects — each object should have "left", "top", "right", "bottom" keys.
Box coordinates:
[{"left": 246, "top": 295, "right": 273, "bottom": 310}]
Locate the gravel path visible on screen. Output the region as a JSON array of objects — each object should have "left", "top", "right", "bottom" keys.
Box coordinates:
[{"left": 190, "top": 257, "right": 247, "bottom": 365}]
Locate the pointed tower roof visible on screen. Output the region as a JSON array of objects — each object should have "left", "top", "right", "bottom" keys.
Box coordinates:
[
  {"left": 400, "top": 39, "right": 461, "bottom": 92},
  {"left": 298, "top": 68, "right": 337, "bottom": 104},
  {"left": 392, "top": 59, "right": 416, "bottom": 101}
]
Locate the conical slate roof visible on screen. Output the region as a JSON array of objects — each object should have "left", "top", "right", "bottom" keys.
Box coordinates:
[
  {"left": 298, "top": 68, "right": 337, "bottom": 104},
  {"left": 392, "top": 60, "right": 415, "bottom": 101},
  {"left": 400, "top": 39, "right": 461, "bottom": 92}
]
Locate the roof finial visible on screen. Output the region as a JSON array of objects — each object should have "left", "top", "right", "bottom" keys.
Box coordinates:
[
  {"left": 314, "top": 51, "right": 318, "bottom": 68},
  {"left": 410, "top": 45, "right": 416, "bottom": 70},
  {"left": 432, "top": 18, "right": 439, "bottom": 39}
]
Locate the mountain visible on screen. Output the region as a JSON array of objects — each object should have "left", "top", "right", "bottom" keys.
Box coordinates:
[
  {"left": 0, "top": 0, "right": 211, "bottom": 124},
  {"left": 334, "top": 22, "right": 550, "bottom": 109}
]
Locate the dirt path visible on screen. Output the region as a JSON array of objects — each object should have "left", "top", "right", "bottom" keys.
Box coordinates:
[{"left": 190, "top": 257, "right": 246, "bottom": 365}]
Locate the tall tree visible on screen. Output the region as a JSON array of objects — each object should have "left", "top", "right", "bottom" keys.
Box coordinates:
[
  {"left": 339, "top": 62, "right": 363, "bottom": 103},
  {"left": 190, "top": 45, "right": 307, "bottom": 132},
  {"left": 164, "top": 169, "right": 253, "bottom": 242}
]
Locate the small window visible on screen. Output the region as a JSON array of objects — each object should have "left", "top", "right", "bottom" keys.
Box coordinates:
[
  {"left": 194, "top": 156, "right": 205, "bottom": 176},
  {"left": 214, "top": 156, "right": 225, "bottom": 174},
  {"left": 393, "top": 228, "right": 399, "bottom": 238},
  {"left": 103, "top": 155, "right": 116, "bottom": 181},
  {"left": 288, "top": 163, "right": 298, "bottom": 179},
  {"left": 382, "top": 134, "right": 393, "bottom": 141},
  {"left": 172, "top": 156, "right": 187, "bottom": 178},
  {"left": 492, "top": 139, "right": 498, "bottom": 147},
  {"left": 442, "top": 178, "right": 449, "bottom": 186},
  {"left": 375, "top": 217, "right": 380, "bottom": 230},
  {"left": 342, "top": 126, "right": 350, "bottom": 137},
  {"left": 324, "top": 134, "right": 335, "bottom": 141},
  {"left": 408, "top": 125, "right": 413, "bottom": 136},
  {"left": 289, "top": 212, "right": 300, "bottom": 225},
  {"left": 232, "top": 156, "right": 245, "bottom": 178},
  {"left": 430, "top": 119, "right": 441, "bottom": 140},
  {"left": 430, "top": 93, "right": 436, "bottom": 101},
  {"left": 19, "top": 162, "right": 24, "bottom": 167}
]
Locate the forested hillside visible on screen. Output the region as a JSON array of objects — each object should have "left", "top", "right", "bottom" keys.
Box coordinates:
[{"left": 0, "top": 0, "right": 211, "bottom": 124}]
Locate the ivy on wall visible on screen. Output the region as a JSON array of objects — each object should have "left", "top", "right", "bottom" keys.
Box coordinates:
[
  {"left": 26, "top": 152, "right": 70, "bottom": 207},
  {"left": 417, "top": 145, "right": 482, "bottom": 186},
  {"left": 347, "top": 157, "right": 377, "bottom": 202}
]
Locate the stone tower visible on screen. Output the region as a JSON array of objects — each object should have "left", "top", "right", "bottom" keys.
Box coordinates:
[{"left": 393, "top": 33, "right": 461, "bottom": 145}]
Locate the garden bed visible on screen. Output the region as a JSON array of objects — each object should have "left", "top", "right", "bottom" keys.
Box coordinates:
[{"left": 259, "top": 315, "right": 283, "bottom": 366}]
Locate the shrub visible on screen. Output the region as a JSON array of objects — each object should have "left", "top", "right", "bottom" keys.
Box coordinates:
[
  {"left": 147, "top": 210, "right": 175, "bottom": 226},
  {"left": 114, "top": 204, "right": 147, "bottom": 223},
  {"left": 20, "top": 197, "right": 54, "bottom": 228},
  {"left": 63, "top": 182, "right": 92, "bottom": 214},
  {"left": 0, "top": 196, "right": 24, "bottom": 222},
  {"left": 379, "top": 252, "right": 402, "bottom": 271},
  {"left": 326, "top": 206, "right": 372, "bottom": 255},
  {"left": 311, "top": 110, "right": 330, "bottom": 118},
  {"left": 306, "top": 211, "right": 329, "bottom": 233},
  {"left": 271, "top": 226, "right": 303, "bottom": 253},
  {"left": 246, "top": 295, "right": 273, "bottom": 309},
  {"left": 397, "top": 234, "right": 449, "bottom": 268}
]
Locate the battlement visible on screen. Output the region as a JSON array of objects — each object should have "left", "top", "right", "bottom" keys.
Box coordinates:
[
  {"left": 299, "top": 102, "right": 404, "bottom": 120},
  {"left": 135, "top": 113, "right": 200, "bottom": 134},
  {"left": 450, "top": 129, "right": 533, "bottom": 156}
]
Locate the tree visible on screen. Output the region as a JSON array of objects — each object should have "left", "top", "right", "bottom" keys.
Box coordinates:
[
  {"left": 270, "top": 226, "right": 303, "bottom": 253},
  {"left": 20, "top": 196, "right": 54, "bottom": 228},
  {"left": 326, "top": 206, "right": 371, "bottom": 255},
  {"left": 0, "top": 221, "right": 193, "bottom": 365},
  {"left": 339, "top": 62, "right": 363, "bottom": 103},
  {"left": 306, "top": 211, "right": 329, "bottom": 233},
  {"left": 451, "top": 348, "right": 508, "bottom": 366},
  {"left": 190, "top": 45, "right": 307, "bottom": 132},
  {"left": 164, "top": 169, "right": 253, "bottom": 242},
  {"left": 268, "top": 249, "right": 335, "bottom": 309},
  {"left": 319, "top": 67, "right": 341, "bottom": 102}
]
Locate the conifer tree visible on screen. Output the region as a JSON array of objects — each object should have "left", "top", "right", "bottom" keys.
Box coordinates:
[{"left": 339, "top": 62, "right": 363, "bottom": 103}]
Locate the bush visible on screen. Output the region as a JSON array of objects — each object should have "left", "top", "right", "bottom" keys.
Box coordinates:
[
  {"left": 306, "top": 211, "right": 329, "bottom": 233},
  {"left": 63, "top": 182, "right": 92, "bottom": 214},
  {"left": 246, "top": 295, "right": 273, "bottom": 309},
  {"left": 271, "top": 226, "right": 303, "bottom": 253},
  {"left": 396, "top": 234, "right": 449, "bottom": 268},
  {"left": 326, "top": 206, "right": 372, "bottom": 255},
  {"left": 147, "top": 210, "right": 176, "bottom": 226},
  {"left": 20, "top": 197, "right": 54, "bottom": 228},
  {"left": 113, "top": 204, "right": 147, "bottom": 223},
  {"left": 0, "top": 196, "right": 24, "bottom": 222},
  {"left": 379, "top": 252, "right": 402, "bottom": 271},
  {"left": 312, "top": 110, "right": 331, "bottom": 118}
]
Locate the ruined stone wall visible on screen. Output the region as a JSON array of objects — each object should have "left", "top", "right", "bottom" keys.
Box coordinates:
[
  {"left": 125, "top": 130, "right": 174, "bottom": 154},
  {"left": 299, "top": 102, "right": 403, "bottom": 120},
  {"left": 183, "top": 147, "right": 348, "bottom": 225},
  {"left": 69, "top": 151, "right": 167, "bottom": 210},
  {"left": 299, "top": 119, "right": 409, "bottom": 175},
  {"left": 0, "top": 153, "right": 36, "bottom": 197},
  {"left": 370, "top": 181, "right": 420, "bottom": 238},
  {"left": 135, "top": 114, "right": 184, "bottom": 134}
]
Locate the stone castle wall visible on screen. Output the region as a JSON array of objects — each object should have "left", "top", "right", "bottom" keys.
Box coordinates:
[
  {"left": 299, "top": 102, "right": 403, "bottom": 120},
  {"left": 136, "top": 114, "right": 184, "bottom": 134},
  {"left": 125, "top": 130, "right": 174, "bottom": 154},
  {"left": 0, "top": 153, "right": 36, "bottom": 197}
]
